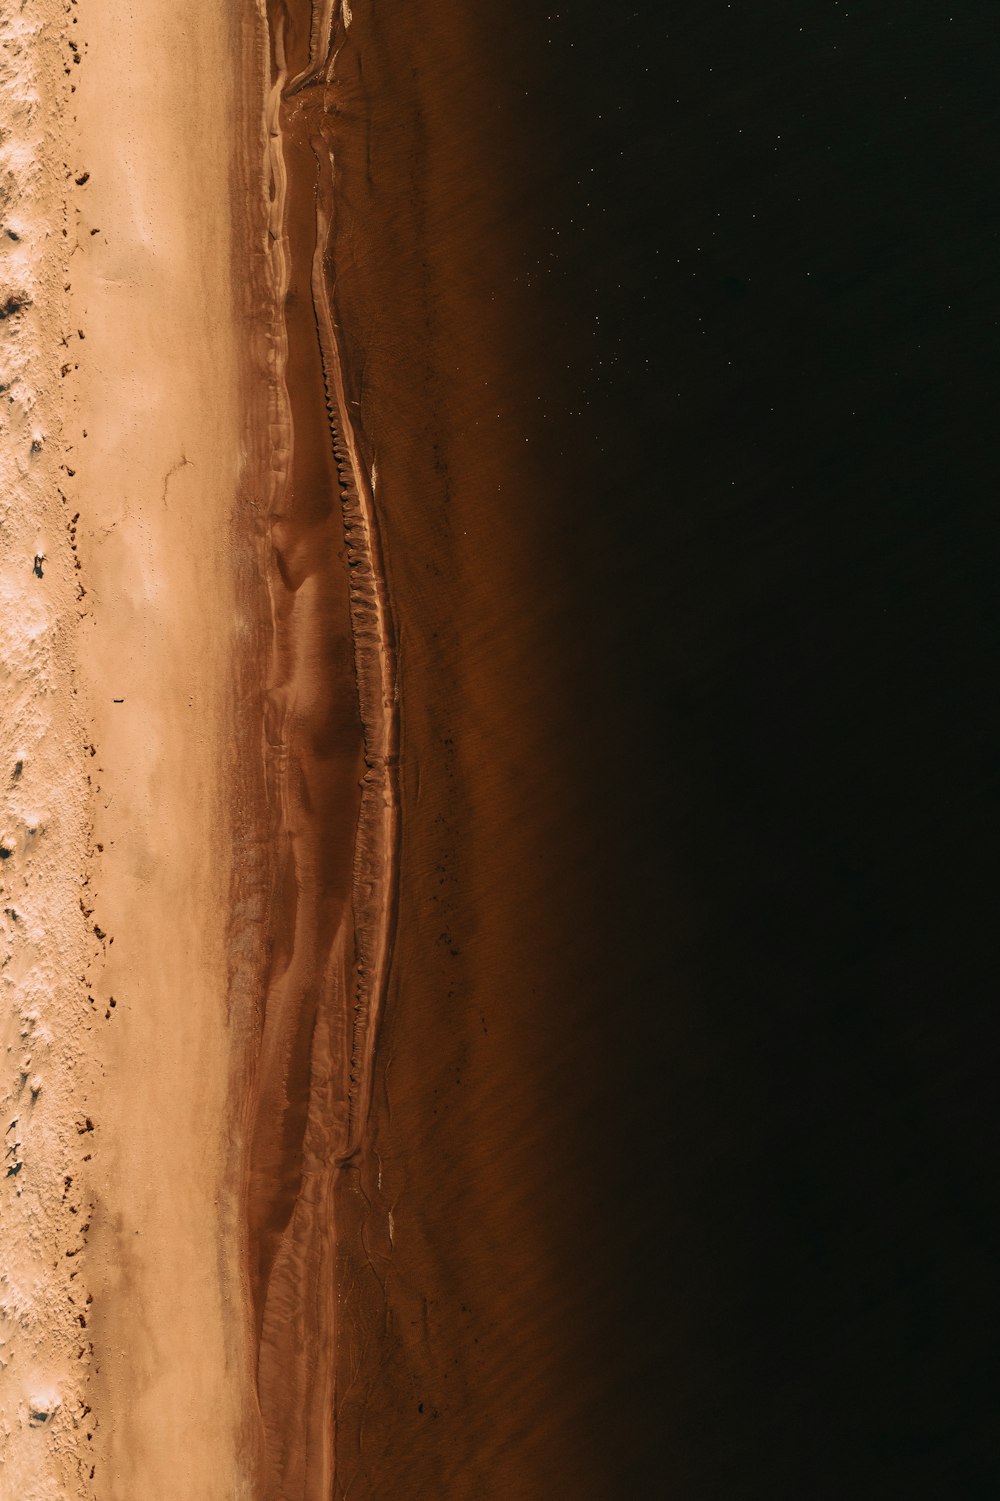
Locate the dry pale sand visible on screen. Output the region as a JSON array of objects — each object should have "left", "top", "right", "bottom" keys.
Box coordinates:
[{"left": 2, "top": 0, "right": 264, "bottom": 1495}]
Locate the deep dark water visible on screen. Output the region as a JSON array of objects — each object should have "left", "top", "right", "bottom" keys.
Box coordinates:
[{"left": 496, "top": 1, "right": 1000, "bottom": 1494}]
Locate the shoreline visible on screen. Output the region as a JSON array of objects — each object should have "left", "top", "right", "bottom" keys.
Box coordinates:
[{"left": 6, "top": 2, "right": 663, "bottom": 1496}]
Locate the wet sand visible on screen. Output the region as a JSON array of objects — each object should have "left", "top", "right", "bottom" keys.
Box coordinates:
[{"left": 245, "top": 6, "right": 400, "bottom": 1496}]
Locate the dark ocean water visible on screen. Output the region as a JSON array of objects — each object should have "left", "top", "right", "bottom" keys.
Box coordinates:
[
  {"left": 510, "top": 4, "right": 1000, "bottom": 1494},
  {"left": 263, "top": 1, "right": 1000, "bottom": 1494}
]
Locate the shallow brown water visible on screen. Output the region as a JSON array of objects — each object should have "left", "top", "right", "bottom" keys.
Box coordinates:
[
  {"left": 230, "top": 1, "right": 646, "bottom": 1496},
  {"left": 319, "top": 9, "right": 640, "bottom": 1496}
]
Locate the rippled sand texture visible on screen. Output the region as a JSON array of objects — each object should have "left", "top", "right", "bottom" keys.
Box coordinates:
[{"left": 247, "top": 3, "right": 399, "bottom": 1497}]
